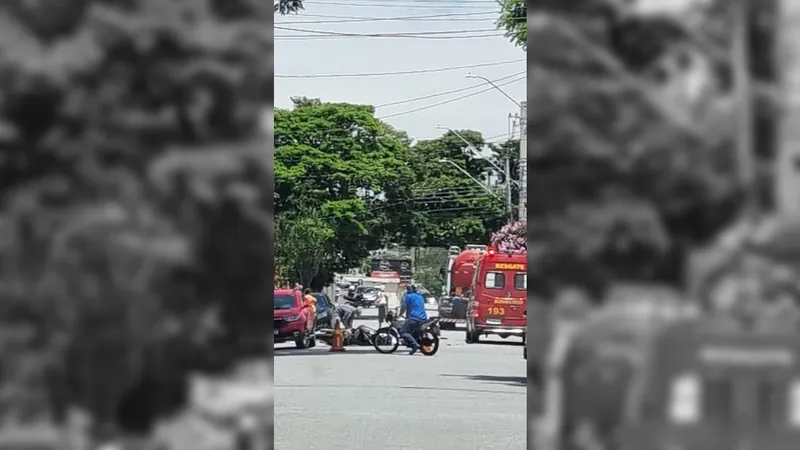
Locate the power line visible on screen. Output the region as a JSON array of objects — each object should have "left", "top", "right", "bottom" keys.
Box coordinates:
[
  {"left": 376, "top": 74, "right": 525, "bottom": 119},
  {"left": 310, "top": 0, "right": 499, "bottom": 3},
  {"left": 275, "top": 32, "right": 504, "bottom": 41},
  {"left": 280, "top": 11, "right": 495, "bottom": 19},
  {"left": 276, "top": 59, "right": 523, "bottom": 79},
  {"left": 302, "top": 1, "right": 497, "bottom": 8},
  {"left": 375, "top": 70, "right": 524, "bottom": 107},
  {"left": 279, "top": 17, "right": 507, "bottom": 24},
  {"left": 410, "top": 132, "right": 512, "bottom": 141},
  {"left": 276, "top": 11, "right": 527, "bottom": 24},
  {"left": 273, "top": 125, "right": 513, "bottom": 143},
  {"left": 413, "top": 194, "right": 501, "bottom": 203},
  {"left": 276, "top": 11, "right": 499, "bottom": 24},
  {"left": 275, "top": 25, "right": 499, "bottom": 37},
  {"left": 413, "top": 186, "right": 495, "bottom": 195},
  {"left": 277, "top": 202, "right": 505, "bottom": 223}
]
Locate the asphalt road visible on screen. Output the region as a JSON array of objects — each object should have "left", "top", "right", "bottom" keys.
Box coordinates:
[{"left": 274, "top": 305, "right": 527, "bottom": 449}]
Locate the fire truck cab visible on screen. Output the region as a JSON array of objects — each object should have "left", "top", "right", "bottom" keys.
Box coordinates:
[{"left": 465, "top": 246, "right": 527, "bottom": 343}]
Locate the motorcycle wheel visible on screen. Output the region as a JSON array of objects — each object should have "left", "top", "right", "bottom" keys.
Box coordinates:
[
  {"left": 372, "top": 328, "right": 400, "bottom": 354},
  {"left": 419, "top": 331, "right": 440, "bottom": 356}
]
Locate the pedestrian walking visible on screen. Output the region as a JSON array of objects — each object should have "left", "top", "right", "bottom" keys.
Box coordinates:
[
  {"left": 376, "top": 289, "right": 388, "bottom": 326},
  {"left": 303, "top": 289, "right": 317, "bottom": 316}
]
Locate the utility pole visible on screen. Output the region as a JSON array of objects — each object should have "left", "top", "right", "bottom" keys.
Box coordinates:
[
  {"left": 732, "top": 0, "right": 757, "bottom": 217},
  {"left": 777, "top": 0, "right": 800, "bottom": 213},
  {"left": 519, "top": 101, "right": 527, "bottom": 221},
  {"left": 504, "top": 155, "right": 513, "bottom": 222}
]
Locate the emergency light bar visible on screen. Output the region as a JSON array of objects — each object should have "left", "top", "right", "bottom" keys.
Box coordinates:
[{"left": 486, "top": 246, "right": 497, "bottom": 256}]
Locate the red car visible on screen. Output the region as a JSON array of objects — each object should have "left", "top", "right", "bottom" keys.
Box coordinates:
[{"left": 274, "top": 289, "right": 316, "bottom": 348}]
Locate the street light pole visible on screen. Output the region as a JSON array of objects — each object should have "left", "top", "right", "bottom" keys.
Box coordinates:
[
  {"left": 436, "top": 125, "right": 519, "bottom": 187},
  {"left": 438, "top": 158, "right": 505, "bottom": 205},
  {"left": 732, "top": 0, "right": 757, "bottom": 218},
  {"left": 504, "top": 155, "right": 513, "bottom": 221},
  {"left": 465, "top": 73, "right": 523, "bottom": 108}
]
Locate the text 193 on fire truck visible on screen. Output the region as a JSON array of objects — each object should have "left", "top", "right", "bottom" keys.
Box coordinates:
[{"left": 464, "top": 246, "right": 526, "bottom": 343}]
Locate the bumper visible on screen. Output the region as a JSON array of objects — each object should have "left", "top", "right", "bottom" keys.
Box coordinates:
[
  {"left": 274, "top": 329, "right": 304, "bottom": 343},
  {"left": 475, "top": 324, "right": 526, "bottom": 336},
  {"left": 274, "top": 319, "right": 305, "bottom": 342},
  {"left": 438, "top": 299, "right": 467, "bottom": 318}
]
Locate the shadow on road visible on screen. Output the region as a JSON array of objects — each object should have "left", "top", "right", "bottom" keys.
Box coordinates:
[
  {"left": 274, "top": 346, "right": 384, "bottom": 357},
  {"left": 467, "top": 340, "right": 524, "bottom": 347},
  {"left": 440, "top": 373, "right": 527, "bottom": 387},
  {"left": 275, "top": 384, "right": 518, "bottom": 395}
]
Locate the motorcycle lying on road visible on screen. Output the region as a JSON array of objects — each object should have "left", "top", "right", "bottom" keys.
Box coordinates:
[
  {"left": 315, "top": 310, "right": 440, "bottom": 355},
  {"left": 315, "top": 324, "right": 398, "bottom": 352}
]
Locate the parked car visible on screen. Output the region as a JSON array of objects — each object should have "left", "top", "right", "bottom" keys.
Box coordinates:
[
  {"left": 311, "top": 292, "right": 335, "bottom": 329},
  {"left": 273, "top": 289, "right": 316, "bottom": 348}
]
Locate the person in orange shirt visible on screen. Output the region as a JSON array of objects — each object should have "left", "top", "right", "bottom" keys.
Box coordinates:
[{"left": 303, "top": 288, "right": 317, "bottom": 316}]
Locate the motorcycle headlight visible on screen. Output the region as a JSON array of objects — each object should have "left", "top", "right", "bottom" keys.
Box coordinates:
[{"left": 669, "top": 373, "right": 701, "bottom": 424}]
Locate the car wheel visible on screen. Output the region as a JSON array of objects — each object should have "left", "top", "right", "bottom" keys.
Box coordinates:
[{"left": 295, "top": 329, "right": 310, "bottom": 349}]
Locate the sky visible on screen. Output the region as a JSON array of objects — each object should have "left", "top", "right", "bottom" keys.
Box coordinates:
[{"left": 274, "top": 0, "right": 526, "bottom": 143}]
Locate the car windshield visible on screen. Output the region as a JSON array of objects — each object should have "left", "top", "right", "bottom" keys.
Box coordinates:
[{"left": 275, "top": 294, "right": 296, "bottom": 310}]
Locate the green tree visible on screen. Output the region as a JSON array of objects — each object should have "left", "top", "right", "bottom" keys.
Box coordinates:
[
  {"left": 275, "top": 0, "right": 303, "bottom": 14},
  {"left": 497, "top": 0, "right": 526, "bottom": 50},
  {"left": 274, "top": 213, "right": 335, "bottom": 288},
  {"left": 399, "top": 131, "right": 507, "bottom": 248},
  {"left": 274, "top": 98, "right": 412, "bottom": 285}
]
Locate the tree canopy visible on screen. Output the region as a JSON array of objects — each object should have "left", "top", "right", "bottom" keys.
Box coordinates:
[
  {"left": 497, "top": 0, "right": 526, "bottom": 49},
  {"left": 274, "top": 98, "right": 512, "bottom": 287}
]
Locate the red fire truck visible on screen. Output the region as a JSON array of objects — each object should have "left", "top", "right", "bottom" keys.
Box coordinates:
[
  {"left": 438, "top": 245, "right": 486, "bottom": 329},
  {"left": 464, "top": 246, "right": 527, "bottom": 343}
]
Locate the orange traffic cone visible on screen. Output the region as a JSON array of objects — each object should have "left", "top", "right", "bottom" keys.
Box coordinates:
[{"left": 330, "top": 324, "right": 345, "bottom": 352}]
